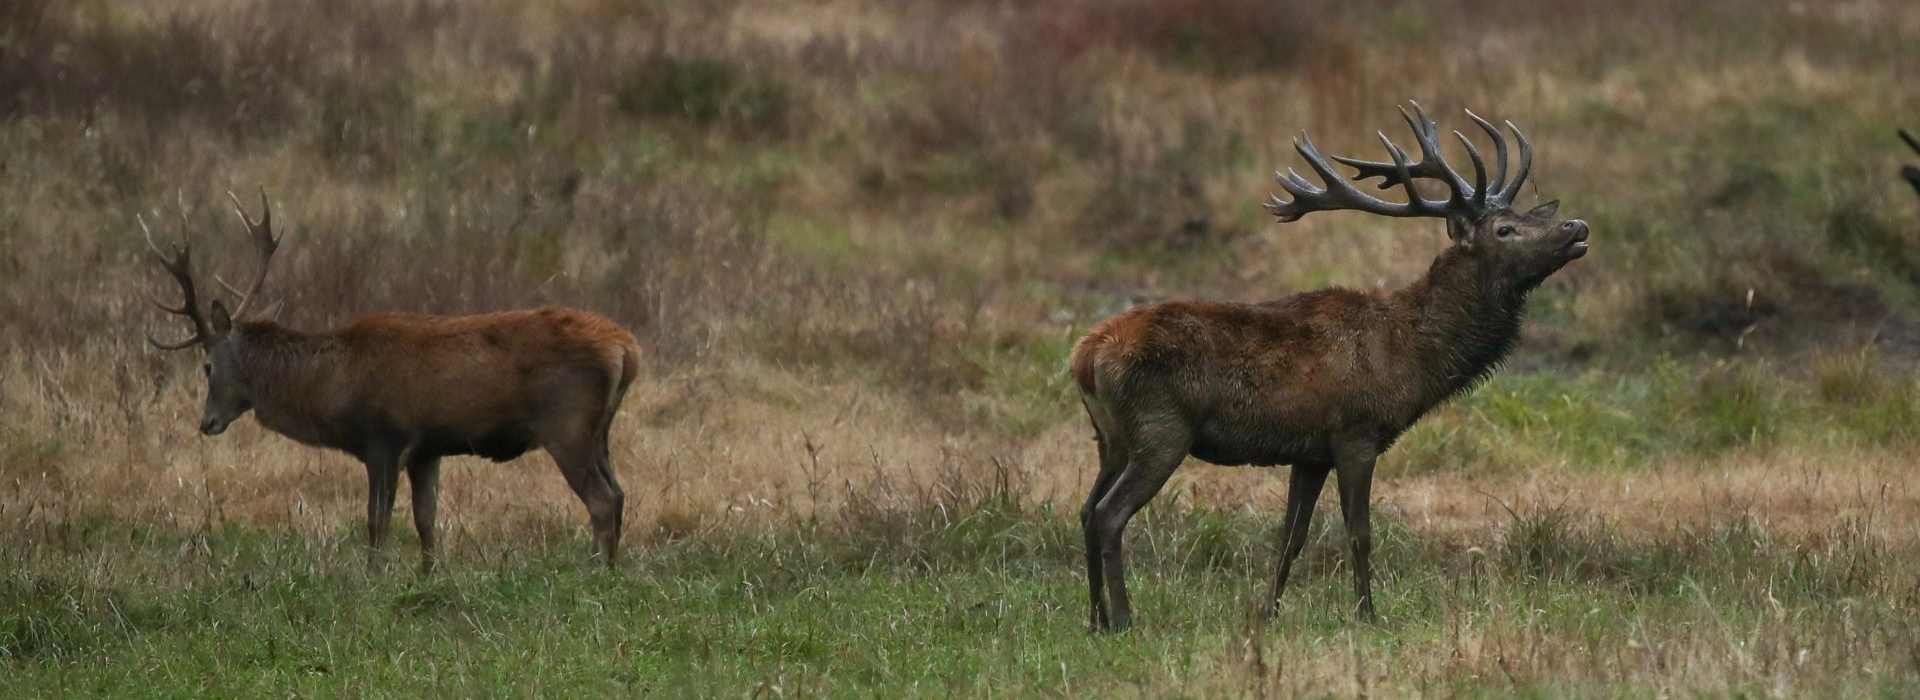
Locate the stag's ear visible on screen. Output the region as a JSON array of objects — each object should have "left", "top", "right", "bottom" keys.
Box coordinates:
[
  {"left": 1445, "top": 211, "right": 1474, "bottom": 249},
  {"left": 1526, "top": 200, "right": 1561, "bottom": 219},
  {"left": 210, "top": 299, "right": 233, "bottom": 336}
]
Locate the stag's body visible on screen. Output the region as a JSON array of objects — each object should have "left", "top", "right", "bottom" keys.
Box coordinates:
[
  {"left": 1077, "top": 250, "right": 1519, "bottom": 468},
  {"left": 144, "top": 194, "right": 641, "bottom": 570},
  {"left": 1073, "top": 104, "right": 1589, "bottom": 631},
  {"left": 222, "top": 308, "right": 640, "bottom": 568},
  {"left": 230, "top": 309, "right": 638, "bottom": 462}
]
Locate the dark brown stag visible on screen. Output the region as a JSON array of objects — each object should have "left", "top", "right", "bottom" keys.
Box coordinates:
[
  {"left": 1070, "top": 104, "right": 1589, "bottom": 631},
  {"left": 1901, "top": 129, "right": 1920, "bottom": 198},
  {"left": 143, "top": 191, "right": 642, "bottom": 571}
]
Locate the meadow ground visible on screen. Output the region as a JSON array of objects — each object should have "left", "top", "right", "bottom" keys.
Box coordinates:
[{"left": 6, "top": 0, "right": 1920, "bottom": 696}]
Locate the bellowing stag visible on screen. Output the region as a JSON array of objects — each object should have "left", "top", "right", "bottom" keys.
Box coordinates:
[
  {"left": 1070, "top": 103, "right": 1590, "bottom": 631},
  {"left": 143, "top": 191, "right": 641, "bottom": 571}
]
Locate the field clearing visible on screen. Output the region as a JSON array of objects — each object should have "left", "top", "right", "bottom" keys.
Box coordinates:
[
  {"left": 6, "top": 0, "right": 1920, "bottom": 696},
  {"left": 5, "top": 443, "right": 1919, "bottom": 697}
]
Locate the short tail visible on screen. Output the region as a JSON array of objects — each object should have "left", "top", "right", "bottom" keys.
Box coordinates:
[
  {"left": 617, "top": 337, "right": 641, "bottom": 394},
  {"left": 1069, "top": 334, "right": 1103, "bottom": 396},
  {"left": 600, "top": 334, "right": 643, "bottom": 435}
]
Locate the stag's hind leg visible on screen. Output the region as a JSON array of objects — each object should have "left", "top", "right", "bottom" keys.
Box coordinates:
[
  {"left": 537, "top": 372, "right": 627, "bottom": 567},
  {"left": 548, "top": 434, "right": 625, "bottom": 567},
  {"left": 1091, "top": 423, "right": 1190, "bottom": 633},
  {"left": 1263, "top": 463, "right": 1331, "bottom": 619},
  {"left": 407, "top": 455, "right": 442, "bottom": 574},
  {"left": 362, "top": 443, "right": 404, "bottom": 569},
  {"left": 592, "top": 434, "right": 625, "bottom": 555},
  {"left": 1081, "top": 425, "right": 1128, "bottom": 631}
]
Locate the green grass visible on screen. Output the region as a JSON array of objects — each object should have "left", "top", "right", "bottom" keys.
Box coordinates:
[
  {"left": 1384, "top": 360, "right": 1920, "bottom": 476},
  {"left": 5, "top": 502, "right": 1917, "bottom": 697}
]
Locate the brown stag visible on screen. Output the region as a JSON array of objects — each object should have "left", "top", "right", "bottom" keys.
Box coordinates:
[
  {"left": 1901, "top": 129, "right": 1920, "bottom": 198},
  {"left": 143, "top": 191, "right": 642, "bottom": 571},
  {"left": 1070, "top": 103, "right": 1589, "bottom": 631}
]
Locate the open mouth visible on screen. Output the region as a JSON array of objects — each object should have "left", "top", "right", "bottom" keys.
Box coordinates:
[{"left": 1562, "top": 225, "right": 1590, "bottom": 259}]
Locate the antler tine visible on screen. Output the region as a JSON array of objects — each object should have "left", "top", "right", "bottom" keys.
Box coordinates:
[
  {"left": 1401, "top": 101, "right": 1476, "bottom": 207},
  {"left": 139, "top": 213, "right": 176, "bottom": 269},
  {"left": 1327, "top": 108, "right": 1429, "bottom": 190},
  {"left": 218, "top": 187, "right": 282, "bottom": 319},
  {"left": 1329, "top": 102, "right": 1478, "bottom": 208},
  {"left": 1900, "top": 129, "right": 1920, "bottom": 157},
  {"left": 1463, "top": 109, "right": 1508, "bottom": 197},
  {"left": 1377, "top": 131, "right": 1432, "bottom": 213},
  {"left": 1453, "top": 130, "right": 1489, "bottom": 207},
  {"left": 1494, "top": 120, "right": 1533, "bottom": 205},
  {"left": 147, "top": 333, "right": 206, "bottom": 351},
  {"left": 138, "top": 212, "right": 212, "bottom": 350},
  {"left": 1265, "top": 132, "right": 1429, "bottom": 222}
]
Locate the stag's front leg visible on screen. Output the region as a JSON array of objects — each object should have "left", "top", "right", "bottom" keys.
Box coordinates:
[
  {"left": 1332, "top": 436, "right": 1380, "bottom": 620},
  {"left": 362, "top": 444, "right": 404, "bottom": 569}
]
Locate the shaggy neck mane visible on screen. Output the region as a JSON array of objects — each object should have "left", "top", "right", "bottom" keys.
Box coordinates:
[
  {"left": 1396, "top": 246, "right": 1535, "bottom": 408},
  {"left": 234, "top": 322, "right": 348, "bottom": 447}
]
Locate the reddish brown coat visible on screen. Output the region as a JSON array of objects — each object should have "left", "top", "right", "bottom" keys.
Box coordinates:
[{"left": 235, "top": 308, "right": 641, "bottom": 462}]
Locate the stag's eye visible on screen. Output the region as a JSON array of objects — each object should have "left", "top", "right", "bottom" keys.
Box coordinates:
[
  {"left": 202, "top": 363, "right": 212, "bottom": 376},
  {"left": 1496, "top": 226, "right": 1515, "bottom": 238}
]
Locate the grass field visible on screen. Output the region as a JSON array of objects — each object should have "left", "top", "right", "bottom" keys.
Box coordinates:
[{"left": 6, "top": 0, "right": 1920, "bottom": 696}]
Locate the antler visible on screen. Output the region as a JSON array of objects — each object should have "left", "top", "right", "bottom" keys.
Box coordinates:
[
  {"left": 141, "top": 188, "right": 285, "bottom": 351},
  {"left": 1264, "top": 102, "right": 1532, "bottom": 223},
  {"left": 214, "top": 187, "right": 281, "bottom": 319},
  {"left": 141, "top": 208, "right": 213, "bottom": 350}
]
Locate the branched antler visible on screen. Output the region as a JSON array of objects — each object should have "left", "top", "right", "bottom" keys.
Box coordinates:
[
  {"left": 141, "top": 209, "right": 212, "bottom": 350},
  {"left": 215, "top": 188, "right": 281, "bottom": 319},
  {"left": 1264, "top": 102, "right": 1533, "bottom": 223},
  {"left": 141, "top": 188, "right": 284, "bottom": 351}
]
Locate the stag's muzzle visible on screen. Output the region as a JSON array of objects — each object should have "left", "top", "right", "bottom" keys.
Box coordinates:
[{"left": 1562, "top": 219, "right": 1589, "bottom": 258}]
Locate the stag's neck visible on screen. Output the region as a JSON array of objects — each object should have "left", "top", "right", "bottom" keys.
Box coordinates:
[
  {"left": 234, "top": 322, "right": 353, "bottom": 450},
  {"left": 1395, "top": 247, "right": 1532, "bottom": 405}
]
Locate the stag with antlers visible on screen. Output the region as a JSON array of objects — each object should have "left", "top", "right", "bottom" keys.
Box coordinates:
[
  {"left": 143, "top": 192, "right": 643, "bottom": 571},
  {"left": 1069, "top": 103, "right": 1590, "bottom": 631}
]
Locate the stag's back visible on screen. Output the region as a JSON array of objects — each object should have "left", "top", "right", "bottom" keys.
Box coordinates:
[
  {"left": 1070, "top": 290, "right": 1429, "bottom": 449},
  {"left": 336, "top": 307, "right": 641, "bottom": 438}
]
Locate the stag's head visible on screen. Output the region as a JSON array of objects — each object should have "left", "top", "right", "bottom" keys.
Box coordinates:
[
  {"left": 1264, "top": 102, "right": 1588, "bottom": 289},
  {"left": 142, "top": 190, "right": 282, "bottom": 436}
]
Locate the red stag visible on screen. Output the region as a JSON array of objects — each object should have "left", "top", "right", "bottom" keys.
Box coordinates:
[
  {"left": 143, "top": 191, "right": 642, "bottom": 571},
  {"left": 1070, "top": 103, "right": 1590, "bottom": 631}
]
